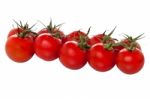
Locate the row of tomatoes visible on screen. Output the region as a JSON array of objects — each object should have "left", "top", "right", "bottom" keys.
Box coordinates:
[{"left": 5, "top": 21, "right": 145, "bottom": 74}]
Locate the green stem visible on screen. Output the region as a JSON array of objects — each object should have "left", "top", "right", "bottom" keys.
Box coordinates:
[
  {"left": 104, "top": 43, "right": 113, "bottom": 50},
  {"left": 18, "top": 32, "right": 27, "bottom": 38}
]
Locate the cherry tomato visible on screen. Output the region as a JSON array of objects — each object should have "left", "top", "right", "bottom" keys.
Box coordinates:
[
  {"left": 34, "top": 33, "right": 62, "bottom": 61},
  {"left": 116, "top": 48, "right": 144, "bottom": 74},
  {"left": 88, "top": 43, "right": 115, "bottom": 72},
  {"left": 59, "top": 41, "right": 87, "bottom": 70},
  {"left": 5, "top": 35, "right": 34, "bottom": 62}
]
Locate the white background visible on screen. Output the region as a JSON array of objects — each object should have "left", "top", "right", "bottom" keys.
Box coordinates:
[{"left": 0, "top": 0, "right": 150, "bottom": 99}]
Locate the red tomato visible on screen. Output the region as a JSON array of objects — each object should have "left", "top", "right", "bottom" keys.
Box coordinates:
[
  {"left": 5, "top": 35, "right": 34, "bottom": 62},
  {"left": 116, "top": 48, "right": 144, "bottom": 74},
  {"left": 88, "top": 43, "right": 115, "bottom": 72},
  {"left": 64, "top": 30, "right": 89, "bottom": 43},
  {"left": 59, "top": 41, "right": 87, "bottom": 70},
  {"left": 8, "top": 28, "right": 23, "bottom": 37},
  {"left": 34, "top": 33, "right": 62, "bottom": 61}
]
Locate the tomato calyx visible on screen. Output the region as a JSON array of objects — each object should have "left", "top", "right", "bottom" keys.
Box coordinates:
[
  {"left": 13, "top": 20, "right": 36, "bottom": 33},
  {"left": 123, "top": 33, "right": 144, "bottom": 42},
  {"left": 51, "top": 32, "right": 62, "bottom": 39},
  {"left": 102, "top": 26, "right": 116, "bottom": 43},
  {"left": 104, "top": 43, "right": 114, "bottom": 50},
  {"left": 17, "top": 30, "right": 36, "bottom": 38},
  {"left": 13, "top": 20, "right": 38, "bottom": 38},
  {"left": 40, "top": 20, "right": 64, "bottom": 39},
  {"left": 122, "top": 33, "right": 144, "bottom": 51},
  {"left": 78, "top": 27, "right": 91, "bottom": 50},
  {"left": 98, "top": 27, "right": 117, "bottom": 51},
  {"left": 78, "top": 35, "right": 90, "bottom": 50},
  {"left": 18, "top": 31, "right": 27, "bottom": 38}
]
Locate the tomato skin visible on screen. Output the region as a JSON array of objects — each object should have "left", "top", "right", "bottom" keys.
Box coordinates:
[
  {"left": 38, "top": 28, "right": 48, "bottom": 34},
  {"left": 59, "top": 41, "right": 87, "bottom": 70},
  {"left": 64, "top": 31, "right": 88, "bottom": 43},
  {"left": 88, "top": 34, "right": 104, "bottom": 46},
  {"left": 88, "top": 43, "right": 115, "bottom": 72},
  {"left": 5, "top": 35, "right": 34, "bottom": 62},
  {"left": 8, "top": 28, "right": 23, "bottom": 38},
  {"left": 116, "top": 48, "right": 144, "bottom": 74},
  {"left": 34, "top": 33, "right": 62, "bottom": 61}
]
